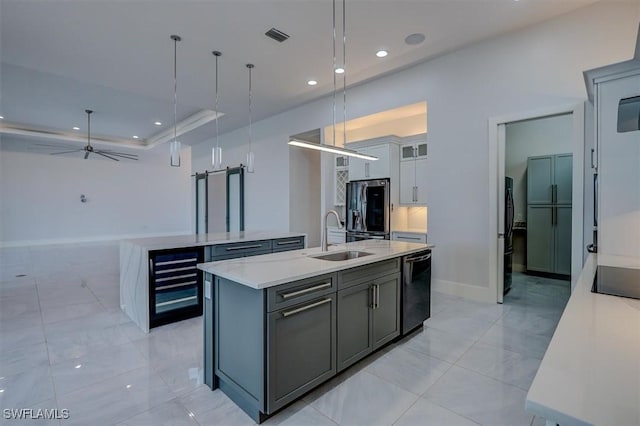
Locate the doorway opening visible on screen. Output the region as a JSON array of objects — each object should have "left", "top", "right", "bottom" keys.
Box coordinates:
[{"left": 489, "top": 103, "right": 584, "bottom": 304}]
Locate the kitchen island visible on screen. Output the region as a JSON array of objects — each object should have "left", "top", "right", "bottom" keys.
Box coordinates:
[
  {"left": 198, "top": 239, "right": 433, "bottom": 423},
  {"left": 526, "top": 254, "right": 640, "bottom": 425},
  {"left": 120, "top": 231, "right": 306, "bottom": 332}
]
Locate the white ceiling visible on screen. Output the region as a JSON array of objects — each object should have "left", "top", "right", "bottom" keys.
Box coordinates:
[{"left": 0, "top": 0, "right": 600, "bottom": 149}]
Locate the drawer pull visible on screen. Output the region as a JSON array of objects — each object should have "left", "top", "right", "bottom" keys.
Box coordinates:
[
  {"left": 155, "top": 273, "right": 197, "bottom": 283},
  {"left": 156, "top": 258, "right": 198, "bottom": 266},
  {"left": 156, "top": 266, "right": 197, "bottom": 274},
  {"left": 225, "top": 244, "right": 263, "bottom": 251},
  {"left": 156, "top": 295, "right": 197, "bottom": 308},
  {"left": 397, "top": 236, "right": 422, "bottom": 241},
  {"left": 281, "top": 282, "right": 331, "bottom": 299},
  {"left": 156, "top": 281, "right": 198, "bottom": 291},
  {"left": 282, "top": 298, "right": 331, "bottom": 317},
  {"left": 277, "top": 240, "right": 301, "bottom": 245}
]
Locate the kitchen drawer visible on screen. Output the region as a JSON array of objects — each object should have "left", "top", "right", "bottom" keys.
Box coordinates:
[
  {"left": 210, "top": 240, "right": 272, "bottom": 257},
  {"left": 267, "top": 273, "right": 336, "bottom": 313},
  {"left": 337, "top": 258, "right": 401, "bottom": 290},
  {"left": 272, "top": 236, "right": 305, "bottom": 253},
  {"left": 392, "top": 232, "right": 427, "bottom": 243}
]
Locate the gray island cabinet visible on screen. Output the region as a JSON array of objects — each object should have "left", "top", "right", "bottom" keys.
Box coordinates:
[
  {"left": 199, "top": 240, "right": 431, "bottom": 423},
  {"left": 119, "top": 231, "right": 305, "bottom": 332}
]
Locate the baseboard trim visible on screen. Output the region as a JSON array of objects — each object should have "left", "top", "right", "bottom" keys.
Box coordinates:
[
  {"left": 432, "top": 278, "right": 493, "bottom": 303},
  {"left": 0, "top": 231, "right": 191, "bottom": 248}
]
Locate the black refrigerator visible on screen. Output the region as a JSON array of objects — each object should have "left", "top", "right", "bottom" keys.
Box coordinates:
[
  {"left": 504, "top": 177, "right": 514, "bottom": 294},
  {"left": 345, "top": 178, "right": 391, "bottom": 241}
]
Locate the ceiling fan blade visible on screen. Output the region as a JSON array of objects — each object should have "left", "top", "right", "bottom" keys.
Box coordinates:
[
  {"left": 95, "top": 151, "right": 119, "bottom": 161},
  {"left": 84, "top": 151, "right": 90, "bottom": 159},
  {"left": 97, "top": 150, "right": 138, "bottom": 160},
  {"left": 50, "top": 149, "right": 85, "bottom": 155}
]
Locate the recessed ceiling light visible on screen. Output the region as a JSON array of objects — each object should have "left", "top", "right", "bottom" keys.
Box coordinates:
[
  {"left": 133, "top": 135, "right": 139, "bottom": 139},
  {"left": 126, "top": 384, "right": 132, "bottom": 389},
  {"left": 0, "top": 116, "right": 4, "bottom": 120},
  {"left": 335, "top": 67, "right": 345, "bottom": 74},
  {"left": 154, "top": 121, "right": 162, "bottom": 126},
  {"left": 307, "top": 80, "right": 318, "bottom": 86},
  {"left": 74, "top": 364, "right": 82, "bottom": 369},
  {"left": 72, "top": 126, "right": 80, "bottom": 130},
  {"left": 376, "top": 50, "right": 388, "bottom": 58},
  {"left": 405, "top": 33, "right": 426, "bottom": 46},
  {"left": 0, "top": 389, "right": 4, "bottom": 393}
]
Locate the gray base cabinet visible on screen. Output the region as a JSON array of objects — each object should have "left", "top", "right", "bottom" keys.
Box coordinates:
[{"left": 205, "top": 257, "right": 401, "bottom": 423}]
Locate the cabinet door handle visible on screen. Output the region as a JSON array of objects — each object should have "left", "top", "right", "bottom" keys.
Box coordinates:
[
  {"left": 370, "top": 285, "right": 376, "bottom": 309},
  {"left": 365, "top": 163, "right": 370, "bottom": 177},
  {"left": 412, "top": 186, "right": 418, "bottom": 202},
  {"left": 276, "top": 240, "right": 300, "bottom": 246},
  {"left": 281, "top": 298, "right": 331, "bottom": 317},
  {"left": 375, "top": 284, "right": 380, "bottom": 309},
  {"left": 225, "top": 244, "right": 263, "bottom": 251},
  {"left": 590, "top": 148, "right": 595, "bottom": 169},
  {"left": 281, "top": 282, "right": 331, "bottom": 299}
]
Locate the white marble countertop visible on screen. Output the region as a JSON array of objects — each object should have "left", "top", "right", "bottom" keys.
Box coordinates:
[
  {"left": 198, "top": 240, "right": 434, "bottom": 289},
  {"left": 526, "top": 254, "right": 640, "bottom": 426},
  {"left": 122, "top": 231, "right": 306, "bottom": 251}
]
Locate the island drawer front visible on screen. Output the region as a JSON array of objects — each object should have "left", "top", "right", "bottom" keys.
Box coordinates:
[
  {"left": 267, "top": 273, "right": 337, "bottom": 313},
  {"left": 208, "top": 250, "right": 272, "bottom": 262},
  {"left": 337, "top": 258, "right": 401, "bottom": 291},
  {"left": 210, "top": 240, "right": 273, "bottom": 257},
  {"left": 272, "top": 236, "right": 305, "bottom": 253}
]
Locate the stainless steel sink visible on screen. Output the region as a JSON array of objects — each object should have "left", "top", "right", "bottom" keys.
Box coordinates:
[{"left": 310, "top": 251, "right": 373, "bottom": 261}]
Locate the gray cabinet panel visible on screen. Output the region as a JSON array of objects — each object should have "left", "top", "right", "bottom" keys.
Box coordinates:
[
  {"left": 527, "top": 206, "right": 554, "bottom": 273},
  {"left": 527, "top": 156, "right": 553, "bottom": 204},
  {"left": 272, "top": 237, "right": 305, "bottom": 253},
  {"left": 267, "top": 273, "right": 336, "bottom": 312},
  {"left": 215, "top": 277, "right": 265, "bottom": 407},
  {"left": 337, "top": 282, "right": 373, "bottom": 372},
  {"left": 267, "top": 295, "right": 336, "bottom": 413},
  {"left": 555, "top": 206, "right": 572, "bottom": 275},
  {"left": 337, "top": 258, "right": 400, "bottom": 290},
  {"left": 211, "top": 240, "right": 273, "bottom": 256},
  {"left": 555, "top": 154, "right": 573, "bottom": 205},
  {"left": 372, "top": 273, "right": 401, "bottom": 350}
]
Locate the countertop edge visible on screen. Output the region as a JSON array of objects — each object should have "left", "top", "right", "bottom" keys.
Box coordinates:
[
  {"left": 198, "top": 242, "right": 434, "bottom": 289},
  {"left": 120, "top": 231, "right": 307, "bottom": 251}
]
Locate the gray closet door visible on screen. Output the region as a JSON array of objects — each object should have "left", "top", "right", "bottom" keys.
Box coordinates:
[
  {"left": 527, "top": 206, "right": 554, "bottom": 273},
  {"left": 207, "top": 172, "right": 227, "bottom": 233},
  {"left": 527, "top": 156, "right": 553, "bottom": 204},
  {"left": 554, "top": 154, "right": 573, "bottom": 205},
  {"left": 554, "top": 206, "right": 573, "bottom": 275}
]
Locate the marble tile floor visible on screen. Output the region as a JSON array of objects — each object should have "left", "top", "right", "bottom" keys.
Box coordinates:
[{"left": 0, "top": 243, "right": 570, "bottom": 425}]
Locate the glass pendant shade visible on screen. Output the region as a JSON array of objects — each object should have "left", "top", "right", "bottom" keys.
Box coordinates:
[
  {"left": 246, "top": 151, "right": 255, "bottom": 173},
  {"left": 212, "top": 146, "right": 223, "bottom": 170},
  {"left": 170, "top": 140, "right": 181, "bottom": 167}
]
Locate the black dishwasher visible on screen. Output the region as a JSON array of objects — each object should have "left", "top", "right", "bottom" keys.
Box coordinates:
[{"left": 401, "top": 250, "right": 432, "bottom": 335}]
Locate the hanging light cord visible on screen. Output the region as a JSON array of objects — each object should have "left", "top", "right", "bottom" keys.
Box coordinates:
[
  {"left": 342, "top": 0, "right": 347, "bottom": 147},
  {"left": 248, "top": 64, "right": 254, "bottom": 152},
  {"left": 332, "top": 0, "right": 337, "bottom": 147},
  {"left": 214, "top": 52, "right": 220, "bottom": 151},
  {"left": 171, "top": 35, "right": 181, "bottom": 146}
]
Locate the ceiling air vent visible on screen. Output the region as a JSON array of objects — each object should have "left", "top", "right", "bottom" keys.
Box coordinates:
[{"left": 265, "top": 27, "right": 290, "bottom": 43}]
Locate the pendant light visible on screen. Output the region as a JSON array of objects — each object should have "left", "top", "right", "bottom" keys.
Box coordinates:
[
  {"left": 211, "top": 51, "right": 223, "bottom": 170},
  {"left": 246, "top": 63, "right": 255, "bottom": 173},
  {"left": 170, "top": 34, "right": 182, "bottom": 167},
  {"left": 287, "top": 0, "right": 378, "bottom": 162}
]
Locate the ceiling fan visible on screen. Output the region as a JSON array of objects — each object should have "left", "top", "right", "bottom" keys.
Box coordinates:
[{"left": 43, "top": 109, "right": 138, "bottom": 161}]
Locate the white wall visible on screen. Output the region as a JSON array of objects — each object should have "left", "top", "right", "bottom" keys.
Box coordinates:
[
  {"left": 191, "top": 2, "right": 640, "bottom": 300},
  {"left": 289, "top": 147, "right": 321, "bottom": 247},
  {"left": 505, "top": 114, "right": 573, "bottom": 222},
  {"left": 0, "top": 139, "right": 192, "bottom": 246}
]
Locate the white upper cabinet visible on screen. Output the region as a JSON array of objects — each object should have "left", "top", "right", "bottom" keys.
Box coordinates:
[
  {"left": 348, "top": 144, "right": 391, "bottom": 180},
  {"left": 399, "top": 137, "right": 428, "bottom": 205}
]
